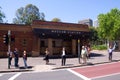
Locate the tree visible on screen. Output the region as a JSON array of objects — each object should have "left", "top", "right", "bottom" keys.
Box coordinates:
[
  {"left": 13, "top": 4, "right": 45, "bottom": 25},
  {"left": 0, "top": 7, "right": 5, "bottom": 23},
  {"left": 98, "top": 8, "right": 120, "bottom": 40},
  {"left": 89, "top": 27, "right": 99, "bottom": 42},
  {"left": 51, "top": 18, "right": 61, "bottom": 22}
]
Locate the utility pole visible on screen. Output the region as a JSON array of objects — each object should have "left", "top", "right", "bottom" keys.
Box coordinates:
[
  {"left": 8, "top": 30, "right": 11, "bottom": 69},
  {"left": 78, "top": 39, "right": 81, "bottom": 64}
]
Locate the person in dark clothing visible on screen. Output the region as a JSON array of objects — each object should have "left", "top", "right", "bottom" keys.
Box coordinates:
[
  {"left": 61, "top": 47, "right": 66, "bottom": 66},
  {"left": 13, "top": 48, "right": 19, "bottom": 67},
  {"left": 44, "top": 48, "right": 49, "bottom": 64}
]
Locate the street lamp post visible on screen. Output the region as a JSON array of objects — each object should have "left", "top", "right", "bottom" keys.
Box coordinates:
[{"left": 8, "top": 30, "right": 11, "bottom": 69}]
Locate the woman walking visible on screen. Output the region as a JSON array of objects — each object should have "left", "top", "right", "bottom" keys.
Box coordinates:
[
  {"left": 44, "top": 48, "right": 50, "bottom": 64},
  {"left": 23, "top": 50, "right": 28, "bottom": 68}
]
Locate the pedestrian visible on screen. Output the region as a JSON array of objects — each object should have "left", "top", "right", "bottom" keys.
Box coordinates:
[
  {"left": 85, "top": 45, "right": 89, "bottom": 59},
  {"left": 44, "top": 48, "right": 49, "bottom": 64},
  {"left": 61, "top": 47, "right": 66, "bottom": 66},
  {"left": 81, "top": 46, "right": 87, "bottom": 64},
  {"left": 87, "top": 45, "right": 91, "bottom": 58},
  {"left": 108, "top": 43, "right": 116, "bottom": 62},
  {"left": 23, "top": 50, "right": 28, "bottom": 68},
  {"left": 7, "top": 51, "right": 13, "bottom": 66},
  {"left": 13, "top": 48, "right": 19, "bottom": 67},
  {"left": 85, "top": 45, "right": 91, "bottom": 59}
]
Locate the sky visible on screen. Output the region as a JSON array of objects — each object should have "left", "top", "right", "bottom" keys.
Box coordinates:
[{"left": 0, "top": 0, "right": 120, "bottom": 24}]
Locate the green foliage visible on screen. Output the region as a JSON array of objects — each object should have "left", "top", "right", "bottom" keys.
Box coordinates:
[
  {"left": 13, "top": 4, "right": 45, "bottom": 25},
  {"left": 89, "top": 27, "right": 100, "bottom": 42},
  {"left": 98, "top": 8, "right": 120, "bottom": 40},
  {"left": 0, "top": 7, "right": 5, "bottom": 23},
  {"left": 92, "top": 45, "right": 107, "bottom": 50},
  {"left": 51, "top": 18, "right": 61, "bottom": 22}
]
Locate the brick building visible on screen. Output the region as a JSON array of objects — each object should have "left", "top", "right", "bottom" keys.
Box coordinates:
[{"left": 0, "top": 20, "right": 90, "bottom": 57}]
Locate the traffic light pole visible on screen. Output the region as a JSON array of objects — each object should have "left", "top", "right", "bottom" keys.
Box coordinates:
[{"left": 8, "top": 30, "right": 11, "bottom": 69}]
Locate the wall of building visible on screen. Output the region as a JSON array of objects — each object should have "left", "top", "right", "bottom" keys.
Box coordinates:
[{"left": 0, "top": 23, "right": 33, "bottom": 57}]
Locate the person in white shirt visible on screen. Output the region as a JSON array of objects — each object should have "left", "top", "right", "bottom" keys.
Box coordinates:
[
  {"left": 108, "top": 43, "right": 116, "bottom": 62},
  {"left": 81, "top": 46, "right": 87, "bottom": 64},
  {"left": 61, "top": 47, "right": 66, "bottom": 66}
]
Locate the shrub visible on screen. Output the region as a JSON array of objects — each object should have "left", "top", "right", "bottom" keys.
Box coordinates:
[{"left": 92, "top": 45, "right": 107, "bottom": 50}]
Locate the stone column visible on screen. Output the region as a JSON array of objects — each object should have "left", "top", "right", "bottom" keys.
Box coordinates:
[
  {"left": 72, "top": 39, "right": 76, "bottom": 55},
  {"left": 48, "top": 38, "right": 53, "bottom": 55},
  {"left": 38, "top": 38, "right": 40, "bottom": 54}
]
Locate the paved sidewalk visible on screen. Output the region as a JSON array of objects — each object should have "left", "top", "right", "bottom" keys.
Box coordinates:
[{"left": 0, "top": 50, "right": 120, "bottom": 73}]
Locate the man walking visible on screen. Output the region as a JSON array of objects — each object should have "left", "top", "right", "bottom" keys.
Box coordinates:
[
  {"left": 81, "top": 46, "right": 87, "bottom": 64},
  {"left": 61, "top": 47, "right": 66, "bottom": 66},
  {"left": 13, "top": 48, "right": 19, "bottom": 67}
]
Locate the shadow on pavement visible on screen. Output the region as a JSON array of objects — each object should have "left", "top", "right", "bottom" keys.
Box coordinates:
[
  {"left": 47, "top": 63, "right": 56, "bottom": 65},
  {"left": 90, "top": 53, "right": 105, "bottom": 57},
  {"left": 19, "top": 66, "right": 33, "bottom": 69},
  {"left": 65, "top": 64, "right": 74, "bottom": 66},
  {"left": 111, "top": 60, "right": 120, "bottom": 62},
  {"left": 46, "top": 53, "right": 105, "bottom": 59},
  {"left": 87, "top": 62, "right": 94, "bottom": 65}
]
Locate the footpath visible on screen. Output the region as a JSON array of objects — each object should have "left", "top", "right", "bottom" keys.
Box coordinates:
[{"left": 0, "top": 50, "right": 120, "bottom": 73}]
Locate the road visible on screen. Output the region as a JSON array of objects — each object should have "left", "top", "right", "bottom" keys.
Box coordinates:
[
  {"left": 0, "top": 62, "right": 120, "bottom": 80},
  {"left": 71, "top": 61, "right": 120, "bottom": 80}
]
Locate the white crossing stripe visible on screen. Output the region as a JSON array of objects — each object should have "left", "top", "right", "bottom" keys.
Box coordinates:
[
  {"left": 67, "top": 69, "right": 91, "bottom": 80},
  {"left": 0, "top": 74, "right": 3, "bottom": 76},
  {"left": 8, "top": 73, "right": 21, "bottom": 80}
]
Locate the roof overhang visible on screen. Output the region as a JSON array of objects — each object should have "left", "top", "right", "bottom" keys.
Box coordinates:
[{"left": 33, "top": 28, "right": 90, "bottom": 39}]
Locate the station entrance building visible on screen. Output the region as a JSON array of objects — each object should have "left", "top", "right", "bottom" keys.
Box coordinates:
[{"left": 0, "top": 20, "right": 90, "bottom": 57}]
